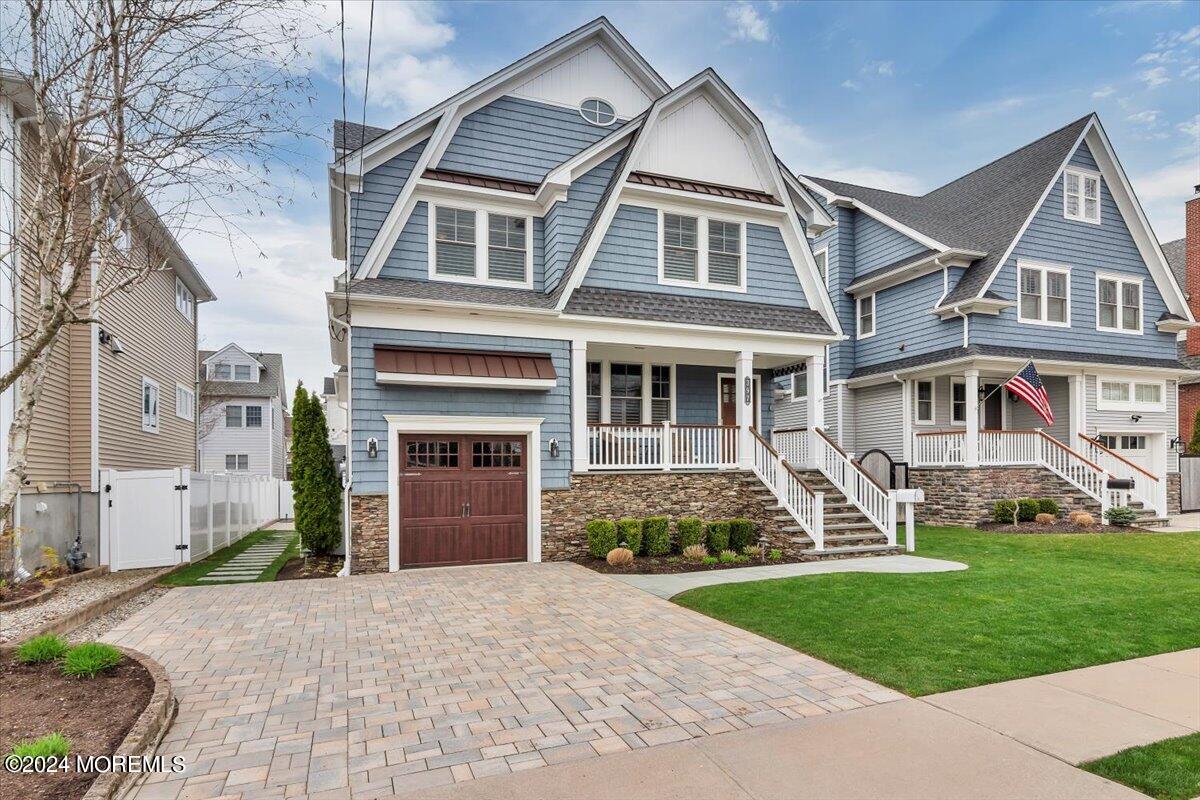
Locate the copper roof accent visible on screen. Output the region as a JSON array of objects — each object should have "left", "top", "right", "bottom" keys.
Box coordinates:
[
  {"left": 374, "top": 346, "right": 557, "bottom": 381},
  {"left": 627, "top": 171, "right": 782, "bottom": 206},
  {"left": 422, "top": 168, "right": 539, "bottom": 195}
]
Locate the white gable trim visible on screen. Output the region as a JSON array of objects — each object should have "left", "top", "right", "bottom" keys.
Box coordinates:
[
  {"left": 973, "top": 116, "right": 1192, "bottom": 321},
  {"left": 202, "top": 343, "right": 264, "bottom": 370},
  {"left": 795, "top": 175, "right": 948, "bottom": 252}
]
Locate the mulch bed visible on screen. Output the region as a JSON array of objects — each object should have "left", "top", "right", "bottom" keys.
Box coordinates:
[
  {"left": 977, "top": 521, "right": 1148, "bottom": 534},
  {"left": 0, "top": 650, "right": 154, "bottom": 800},
  {"left": 275, "top": 554, "right": 343, "bottom": 581},
  {"left": 573, "top": 555, "right": 799, "bottom": 575},
  {"left": 0, "top": 578, "right": 47, "bottom": 605}
]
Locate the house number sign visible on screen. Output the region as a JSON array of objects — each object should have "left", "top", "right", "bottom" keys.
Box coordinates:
[{"left": 744, "top": 377, "right": 752, "bottom": 405}]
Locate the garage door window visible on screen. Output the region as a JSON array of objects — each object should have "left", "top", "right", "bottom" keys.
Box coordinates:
[
  {"left": 406, "top": 440, "right": 459, "bottom": 468},
  {"left": 472, "top": 440, "right": 522, "bottom": 468}
]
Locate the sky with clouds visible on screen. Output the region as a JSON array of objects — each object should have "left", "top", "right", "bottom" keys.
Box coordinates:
[{"left": 189, "top": 0, "right": 1200, "bottom": 401}]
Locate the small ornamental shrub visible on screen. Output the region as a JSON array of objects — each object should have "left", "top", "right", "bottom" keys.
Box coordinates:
[
  {"left": 1035, "top": 513, "right": 1056, "bottom": 525},
  {"left": 10, "top": 733, "right": 70, "bottom": 759},
  {"left": 681, "top": 544, "right": 708, "bottom": 562},
  {"left": 742, "top": 544, "right": 762, "bottom": 559},
  {"left": 1105, "top": 506, "right": 1138, "bottom": 527},
  {"left": 606, "top": 547, "right": 634, "bottom": 567},
  {"left": 616, "top": 518, "right": 643, "bottom": 555},
  {"left": 61, "top": 642, "right": 123, "bottom": 678},
  {"left": 768, "top": 549, "right": 783, "bottom": 561},
  {"left": 1069, "top": 511, "right": 1096, "bottom": 527},
  {"left": 16, "top": 634, "right": 69, "bottom": 664},
  {"left": 1017, "top": 498, "right": 1040, "bottom": 522},
  {"left": 728, "top": 519, "right": 755, "bottom": 552},
  {"left": 706, "top": 521, "right": 731, "bottom": 553},
  {"left": 643, "top": 516, "right": 671, "bottom": 556},
  {"left": 992, "top": 500, "right": 1018, "bottom": 524},
  {"left": 676, "top": 517, "right": 705, "bottom": 551},
  {"left": 718, "top": 549, "right": 738, "bottom": 564},
  {"left": 586, "top": 520, "right": 617, "bottom": 558},
  {"left": 1037, "top": 498, "right": 1061, "bottom": 517},
  {"left": 701, "top": 556, "right": 718, "bottom": 565}
]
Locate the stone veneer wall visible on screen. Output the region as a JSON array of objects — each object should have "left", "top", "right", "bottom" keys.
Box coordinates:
[
  {"left": 350, "top": 494, "right": 388, "bottom": 574},
  {"left": 541, "top": 471, "right": 800, "bottom": 560},
  {"left": 910, "top": 466, "right": 1101, "bottom": 526},
  {"left": 1167, "top": 472, "right": 1181, "bottom": 515}
]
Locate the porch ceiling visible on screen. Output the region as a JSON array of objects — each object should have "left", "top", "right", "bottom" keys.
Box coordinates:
[{"left": 586, "top": 343, "right": 806, "bottom": 369}]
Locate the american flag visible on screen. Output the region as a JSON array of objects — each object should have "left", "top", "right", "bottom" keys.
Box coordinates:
[{"left": 1006, "top": 362, "right": 1054, "bottom": 426}]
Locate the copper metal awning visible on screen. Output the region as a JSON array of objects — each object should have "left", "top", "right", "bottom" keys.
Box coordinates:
[{"left": 373, "top": 346, "right": 557, "bottom": 390}]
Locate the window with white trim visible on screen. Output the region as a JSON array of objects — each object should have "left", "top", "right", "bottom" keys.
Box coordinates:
[
  {"left": 1018, "top": 262, "right": 1070, "bottom": 326},
  {"left": 608, "top": 363, "right": 643, "bottom": 424},
  {"left": 1097, "top": 275, "right": 1142, "bottom": 333},
  {"left": 225, "top": 405, "right": 243, "bottom": 428},
  {"left": 579, "top": 98, "right": 616, "bottom": 126},
  {"left": 175, "top": 278, "right": 194, "bottom": 322},
  {"left": 1097, "top": 378, "right": 1165, "bottom": 412},
  {"left": 857, "top": 294, "right": 876, "bottom": 338},
  {"left": 141, "top": 378, "right": 160, "bottom": 433},
  {"left": 487, "top": 214, "right": 528, "bottom": 283},
  {"left": 915, "top": 380, "right": 934, "bottom": 424},
  {"left": 234, "top": 364, "right": 254, "bottom": 381},
  {"left": 245, "top": 405, "right": 263, "bottom": 428},
  {"left": 813, "top": 247, "right": 828, "bottom": 286},
  {"left": 791, "top": 366, "right": 807, "bottom": 400},
  {"left": 107, "top": 205, "right": 132, "bottom": 252},
  {"left": 586, "top": 362, "right": 602, "bottom": 424},
  {"left": 650, "top": 365, "right": 672, "bottom": 424},
  {"left": 1099, "top": 434, "right": 1146, "bottom": 451},
  {"left": 1064, "top": 168, "right": 1100, "bottom": 224},
  {"left": 211, "top": 362, "right": 231, "bottom": 380},
  {"left": 225, "top": 454, "right": 249, "bottom": 471},
  {"left": 659, "top": 212, "right": 745, "bottom": 290},
  {"left": 434, "top": 206, "right": 476, "bottom": 277},
  {"left": 430, "top": 205, "right": 531, "bottom": 287},
  {"left": 175, "top": 383, "right": 195, "bottom": 421},
  {"left": 951, "top": 378, "right": 967, "bottom": 424}
]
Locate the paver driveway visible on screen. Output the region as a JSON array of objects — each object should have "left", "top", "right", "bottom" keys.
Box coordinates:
[{"left": 106, "top": 562, "right": 902, "bottom": 799}]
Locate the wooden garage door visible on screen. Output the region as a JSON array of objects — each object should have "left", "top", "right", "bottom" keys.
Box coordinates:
[{"left": 398, "top": 435, "right": 527, "bottom": 568}]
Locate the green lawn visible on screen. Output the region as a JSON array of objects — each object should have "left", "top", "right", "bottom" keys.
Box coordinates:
[
  {"left": 159, "top": 529, "right": 298, "bottom": 587},
  {"left": 674, "top": 526, "right": 1200, "bottom": 696},
  {"left": 1081, "top": 733, "right": 1200, "bottom": 800}
]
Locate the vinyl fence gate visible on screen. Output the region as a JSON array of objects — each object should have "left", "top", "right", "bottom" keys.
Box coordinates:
[{"left": 1180, "top": 455, "right": 1200, "bottom": 513}]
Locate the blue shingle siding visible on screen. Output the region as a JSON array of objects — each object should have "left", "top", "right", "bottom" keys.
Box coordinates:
[
  {"left": 823, "top": 206, "right": 857, "bottom": 381},
  {"left": 581, "top": 204, "right": 810, "bottom": 308},
  {"left": 853, "top": 212, "right": 929, "bottom": 277},
  {"left": 349, "top": 328, "right": 572, "bottom": 493},
  {"left": 971, "top": 142, "right": 1176, "bottom": 361},
  {"left": 544, "top": 153, "right": 622, "bottom": 292},
  {"left": 675, "top": 365, "right": 774, "bottom": 430},
  {"left": 349, "top": 140, "right": 427, "bottom": 269},
  {"left": 437, "top": 96, "right": 613, "bottom": 185},
  {"left": 855, "top": 270, "right": 965, "bottom": 371}
]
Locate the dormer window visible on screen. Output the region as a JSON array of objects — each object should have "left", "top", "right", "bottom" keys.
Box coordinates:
[
  {"left": 429, "top": 204, "right": 531, "bottom": 287},
  {"left": 658, "top": 211, "right": 744, "bottom": 291},
  {"left": 487, "top": 214, "right": 527, "bottom": 282},
  {"left": 434, "top": 206, "right": 476, "bottom": 277},
  {"left": 1064, "top": 168, "right": 1100, "bottom": 224},
  {"left": 234, "top": 364, "right": 253, "bottom": 381},
  {"left": 579, "top": 98, "right": 616, "bottom": 126}
]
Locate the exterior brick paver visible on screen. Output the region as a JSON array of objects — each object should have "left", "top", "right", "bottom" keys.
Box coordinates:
[{"left": 105, "top": 562, "right": 903, "bottom": 799}]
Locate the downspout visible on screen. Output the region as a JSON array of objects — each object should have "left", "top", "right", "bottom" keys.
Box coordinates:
[
  {"left": 952, "top": 305, "right": 969, "bottom": 349},
  {"left": 329, "top": 310, "right": 352, "bottom": 578}
]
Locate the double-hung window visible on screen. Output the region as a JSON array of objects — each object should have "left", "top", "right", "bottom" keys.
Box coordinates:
[
  {"left": 586, "top": 362, "right": 677, "bottom": 424},
  {"left": 1018, "top": 262, "right": 1070, "bottom": 326},
  {"left": 609, "top": 363, "right": 643, "bottom": 424},
  {"left": 487, "top": 214, "right": 528, "bottom": 282},
  {"left": 175, "top": 383, "right": 195, "bottom": 421},
  {"left": 707, "top": 220, "right": 742, "bottom": 287},
  {"left": 141, "top": 378, "right": 159, "bottom": 433},
  {"left": 226, "top": 405, "right": 243, "bottom": 428},
  {"left": 225, "top": 454, "right": 249, "bottom": 471},
  {"left": 857, "top": 294, "right": 876, "bottom": 338},
  {"left": 433, "top": 206, "right": 476, "bottom": 277},
  {"left": 791, "top": 365, "right": 808, "bottom": 400},
  {"left": 245, "top": 406, "right": 263, "bottom": 428},
  {"left": 915, "top": 380, "right": 934, "bottom": 425},
  {"left": 951, "top": 379, "right": 967, "bottom": 424},
  {"left": 659, "top": 212, "right": 744, "bottom": 289},
  {"left": 662, "top": 213, "right": 699, "bottom": 282},
  {"left": 431, "top": 205, "right": 531, "bottom": 286},
  {"left": 211, "top": 363, "right": 231, "bottom": 380},
  {"left": 650, "top": 365, "right": 672, "bottom": 423},
  {"left": 1096, "top": 275, "right": 1141, "bottom": 334},
  {"left": 813, "top": 247, "right": 828, "bottom": 286},
  {"left": 234, "top": 364, "right": 253, "bottom": 381},
  {"left": 586, "top": 362, "right": 602, "bottom": 424},
  {"left": 175, "top": 279, "right": 194, "bottom": 321},
  {"left": 1064, "top": 168, "right": 1101, "bottom": 224}
]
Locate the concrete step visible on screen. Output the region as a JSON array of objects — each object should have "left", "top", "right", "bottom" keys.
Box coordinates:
[
  {"left": 818, "top": 544, "right": 903, "bottom": 555},
  {"left": 823, "top": 522, "right": 880, "bottom": 532},
  {"left": 823, "top": 533, "right": 890, "bottom": 543}
]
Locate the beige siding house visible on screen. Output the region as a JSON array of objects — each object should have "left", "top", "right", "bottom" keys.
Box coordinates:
[{"left": 1, "top": 75, "right": 216, "bottom": 566}]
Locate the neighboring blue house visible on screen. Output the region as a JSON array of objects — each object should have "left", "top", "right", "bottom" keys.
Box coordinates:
[{"left": 775, "top": 115, "right": 1194, "bottom": 525}]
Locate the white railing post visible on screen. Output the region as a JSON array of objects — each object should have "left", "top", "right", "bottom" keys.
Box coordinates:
[
  {"left": 662, "top": 420, "right": 671, "bottom": 471},
  {"left": 905, "top": 499, "right": 916, "bottom": 552},
  {"left": 206, "top": 475, "right": 214, "bottom": 557},
  {"left": 571, "top": 341, "right": 588, "bottom": 474},
  {"left": 886, "top": 490, "right": 898, "bottom": 547},
  {"left": 735, "top": 350, "right": 755, "bottom": 469},
  {"left": 811, "top": 492, "right": 824, "bottom": 551},
  {"left": 964, "top": 369, "right": 980, "bottom": 467}
]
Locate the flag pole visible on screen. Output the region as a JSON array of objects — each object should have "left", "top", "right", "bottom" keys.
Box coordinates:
[{"left": 975, "top": 360, "right": 1033, "bottom": 409}]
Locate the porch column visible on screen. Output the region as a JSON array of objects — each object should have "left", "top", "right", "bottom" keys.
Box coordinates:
[
  {"left": 735, "top": 350, "right": 754, "bottom": 468},
  {"left": 1068, "top": 373, "right": 1083, "bottom": 449},
  {"left": 900, "top": 379, "right": 914, "bottom": 463},
  {"left": 807, "top": 351, "right": 825, "bottom": 469},
  {"left": 965, "top": 368, "right": 980, "bottom": 467},
  {"left": 571, "top": 340, "right": 588, "bottom": 473}
]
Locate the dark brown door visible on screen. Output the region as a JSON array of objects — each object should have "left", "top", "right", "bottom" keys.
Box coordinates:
[
  {"left": 719, "top": 376, "right": 758, "bottom": 427},
  {"left": 398, "top": 435, "right": 527, "bottom": 568},
  {"left": 983, "top": 384, "right": 1004, "bottom": 429}
]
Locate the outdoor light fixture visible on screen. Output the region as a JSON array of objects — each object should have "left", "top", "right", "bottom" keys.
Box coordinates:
[
  {"left": 97, "top": 328, "right": 124, "bottom": 355},
  {"left": 366, "top": 437, "right": 378, "bottom": 458},
  {"left": 1130, "top": 414, "right": 1142, "bottom": 423},
  {"left": 548, "top": 438, "right": 559, "bottom": 458},
  {"left": 1170, "top": 436, "right": 1185, "bottom": 453}
]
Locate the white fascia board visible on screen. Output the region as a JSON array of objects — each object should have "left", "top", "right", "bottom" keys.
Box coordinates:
[
  {"left": 846, "top": 352, "right": 1185, "bottom": 387},
  {"left": 619, "top": 183, "right": 788, "bottom": 219},
  {"left": 375, "top": 372, "right": 557, "bottom": 391},
  {"left": 932, "top": 297, "right": 1015, "bottom": 318},
  {"left": 546, "top": 119, "right": 640, "bottom": 186},
  {"left": 795, "top": 175, "right": 947, "bottom": 252},
  {"left": 780, "top": 169, "right": 835, "bottom": 229},
  {"left": 1157, "top": 317, "right": 1198, "bottom": 334},
  {"left": 202, "top": 343, "right": 264, "bottom": 369},
  {"left": 847, "top": 249, "right": 986, "bottom": 296}
]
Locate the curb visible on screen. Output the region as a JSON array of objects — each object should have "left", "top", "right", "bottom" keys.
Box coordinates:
[
  {"left": 81, "top": 646, "right": 177, "bottom": 800},
  {"left": 0, "top": 566, "right": 109, "bottom": 613}
]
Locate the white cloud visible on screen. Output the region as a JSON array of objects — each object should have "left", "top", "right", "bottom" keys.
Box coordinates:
[
  {"left": 1136, "top": 50, "right": 1171, "bottom": 64},
  {"left": 1139, "top": 66, "right": 1170, "bottom": 88},
  {"left": 1095, "top": 0, "right": 1183, "bottom": 14},
  {"left": 862, "top": 60, "right": 895, "bottom": 77},
  {"left": 726, "top": 2, "right": 771, "bottom": 43},
  {"left": 1131, "top": 158, "right": 1200, "bottom": 239},
  {"left": 1092, "top": 85, "right": 1116, "bottom": 98},
  {"left": 841, "top": 79, "right": 862, "bottom": 91},
  {"left": 1127, "top": 109, "right": 1161, "bottom": 125},
  {"left": 953, "top": 96, "right": 1028, "bottom": 123},
  {"left": 1179, "top": 115, "right": 1200, "bottom": 142},
  {"left": 1182, "top": 63, "right": 1200, "bottom": 81}
]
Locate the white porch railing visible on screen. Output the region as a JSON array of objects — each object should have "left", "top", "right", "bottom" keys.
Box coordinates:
[
  {"left": 812, "top": 427, "right": 897, "bottom": 544},
  {"left": 773, "top": 427, "right": 810, "bottom": 467},
  {"left": 1037, "top": 431, "right": 1108, "bottom": 505},
  {"left": 587, "top": 423, "right": 739, "bottom": 471},
  {"left": 1077, "top": 433, "right": 1166, "bottom": 516},
  {"left": 751, "top": 429, "right": 823, "bottom": 550}
]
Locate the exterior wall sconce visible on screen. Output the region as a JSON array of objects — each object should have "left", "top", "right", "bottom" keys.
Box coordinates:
[
  {"left": 1130, "top": 414, "right": 1142, "bottom": 423},
  {"left": 1169, "top": 436, "right": 1185, "bottom": 453},
  {"left": 97, "top": 328, "right": 124, "bottom": 355},
  {"left": 548, "top": 438, "right": 559, "bottom": 458},
  {"left": 366, "top": 437, "right": 378, "bottom": 458}
]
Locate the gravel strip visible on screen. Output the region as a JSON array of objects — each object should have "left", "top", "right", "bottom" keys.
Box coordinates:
[
  {"left": 0, "top": 569, "right": 162, "bottom": 644},
  {"left": 65, "top": 586, "right": 172, "bottom": 644}
]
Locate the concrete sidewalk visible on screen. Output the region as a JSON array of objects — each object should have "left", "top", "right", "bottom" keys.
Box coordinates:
[
  {"left": 924, "top": 648, "right": 1200, "bottom": 763},
  {"left": 612, "top": 554, "right": 967, "bottom": 599},
  {"left": 1160, "top": 512, "right": 1200, "bottom": 532},
  {"left": 397, "top": 699, "right": 1143, "bottom": 800}
]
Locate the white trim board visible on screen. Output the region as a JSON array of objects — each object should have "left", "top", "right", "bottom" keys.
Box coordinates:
[
  {"left": 375, "top": 372, "right": 556, "bottom": 391},
  {"left": 383, "top": 414, "right": 545, "bottom": 571}
]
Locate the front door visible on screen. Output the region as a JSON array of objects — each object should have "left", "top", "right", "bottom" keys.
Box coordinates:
[
  {"left": 397, "top": 435, "right": 527, "bottom": 568},
  {"left": 719, "top": 376, "right": 759, "bottom": 427},
  {"left": 983, "top": 384, "right": 1004, "bottom": 429}
]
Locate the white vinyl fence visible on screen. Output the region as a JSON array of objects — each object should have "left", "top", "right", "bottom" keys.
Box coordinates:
[{"left": 100, "top": 467, "right": 294, "bottom": 571}]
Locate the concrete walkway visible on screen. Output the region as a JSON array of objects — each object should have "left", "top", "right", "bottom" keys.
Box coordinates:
[
  {"left": 398, "top": 699, "right": 1143, "bottom": 800},
  {"left": 195, "top": 531, "right": 294, "bottom": 583},
  {"left": 925, "top": 648, "right": 1200, "bottom": 763},
  {"left": 612, "top": 554, "right": 968, "bottom": 599},
  {"left": 1160, "top": 512, "right": 1200, "bottom": 532}
]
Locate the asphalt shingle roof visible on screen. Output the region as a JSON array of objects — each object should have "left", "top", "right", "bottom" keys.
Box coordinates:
[
  {"left": 808, "top": 115, "right": 1092, "bottom": 307},
  {"left": 334, "top": 120, "right": 388, "bottom": 151},
  {"left": 348, "top": 277, "right": 556, "bottom": 309},
  {"left": 1163, "top": 237, "right": 1186, "bottom": 291},
  {"left": 200, "top": 349, "right": 287, "bottom": 400},
  {"left": 564, "top": 287, "right": 835, "bottom": 335}
]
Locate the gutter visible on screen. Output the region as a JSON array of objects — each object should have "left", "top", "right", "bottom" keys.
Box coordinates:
[{"left": 952, "top": 305, "right": 969, "bottom": 349}]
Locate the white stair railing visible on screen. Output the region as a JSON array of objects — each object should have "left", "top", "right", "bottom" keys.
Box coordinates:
[
  {"left": 751, "top": 429, "right": 824, "bottom": 551},
  {"left": 1077, "top": 433, "right": 1166, "bottom": 516},
  {"left": 813, "top": 427, "right": 897, "bottom": 545},
  {"left": 1036, "top": 431, "right": 1109, "bottom": 514},
  {"left": 772, "top": 427, "right": 810, "bottom": 468}
]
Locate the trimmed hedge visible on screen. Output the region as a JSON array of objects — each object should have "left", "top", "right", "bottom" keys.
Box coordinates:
[
  {"left": 1017, "top": 498, "right": 1040, "bottom": 522},
  {"left": 1037, "top": 498, "right": 1061, "bottom": 517},
  {"left": 729, "top": 518, "right": 754, "bottom": 552},
  {"left": 643, "top": 516, "right": 671, "bottom": 556},
  {"left": 586, "top": 519, "right": 617, "bottom": 558},
  {"left": 992, "top": 500, "right": 1018, "bottom": 524},
  {"left": 616, "top": 518, "right": 644, "bottom": 554},
  {"left": 706, "top": 521, "right": 731, "bottom": 553},
  {"left": 676, "top": 517, "right": 705, "bottom": 551}
]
